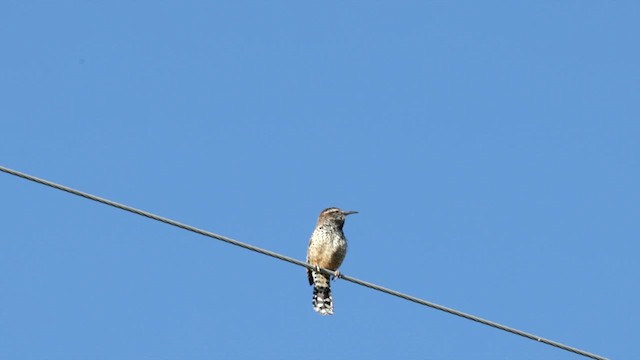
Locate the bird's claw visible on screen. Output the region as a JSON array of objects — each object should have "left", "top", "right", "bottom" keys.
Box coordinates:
[
  {"left": 313, "top": 265, "right": 341, "bottom": 280},
  {"left": 332, "top": 270, "right": 341, "bottom": 281}
]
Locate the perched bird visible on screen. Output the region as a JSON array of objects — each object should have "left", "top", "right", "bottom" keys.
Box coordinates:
[{"left": 306, "top": 207, "right": 358, "bottom": 315}]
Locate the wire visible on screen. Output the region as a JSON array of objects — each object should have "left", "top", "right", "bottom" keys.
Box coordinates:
[{"left": 0, "top": 165, "right": 607, "bottom": 360}]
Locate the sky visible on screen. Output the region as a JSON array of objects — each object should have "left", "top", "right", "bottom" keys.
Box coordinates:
[{"left": 1, "top": 1, "right": 637, "bottom": 359}]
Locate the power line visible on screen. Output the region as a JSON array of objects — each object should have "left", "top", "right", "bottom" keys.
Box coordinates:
[{"left": 0, "top": 165, "right": 607, "bottom": 360}]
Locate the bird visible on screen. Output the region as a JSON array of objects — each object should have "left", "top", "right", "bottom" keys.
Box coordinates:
[{"left": 306, "top": 207, "right": 358, "bottom": 315}]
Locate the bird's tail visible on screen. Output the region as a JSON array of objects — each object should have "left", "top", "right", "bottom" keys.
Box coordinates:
[{"left": 310, "top": 270, "right": 333, "bottom": 315}]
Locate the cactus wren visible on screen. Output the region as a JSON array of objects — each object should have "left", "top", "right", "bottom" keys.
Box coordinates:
[{"left": 306, "top": 207, "right": 358, "bottom": 315}]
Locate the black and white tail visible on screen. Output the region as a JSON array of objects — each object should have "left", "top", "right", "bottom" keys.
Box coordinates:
[{"left": 310, "top": 270, "right": 334, "bottom": 315}]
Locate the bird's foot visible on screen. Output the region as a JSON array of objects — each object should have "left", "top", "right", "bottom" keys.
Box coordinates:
[{"left": 332, "top": 270, "right": 342, "bottom": 280}]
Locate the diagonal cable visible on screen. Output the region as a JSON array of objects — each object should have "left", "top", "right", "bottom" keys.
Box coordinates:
[{"left": 0, "top": 165, "right": 607, "bottom": 360}]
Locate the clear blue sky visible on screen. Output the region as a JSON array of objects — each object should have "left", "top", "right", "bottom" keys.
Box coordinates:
[{"left": 1, "top": 2, "right": 637, "bottom": 359}]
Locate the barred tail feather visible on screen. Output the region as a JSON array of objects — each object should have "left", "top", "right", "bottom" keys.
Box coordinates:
[{"left": 311, "top": 271, "right": 334, "bottom": 315}]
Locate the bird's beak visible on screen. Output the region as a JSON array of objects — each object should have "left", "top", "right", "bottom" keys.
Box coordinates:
[{"left": 343, "top": 210, "right": 358, "bottom": 216}]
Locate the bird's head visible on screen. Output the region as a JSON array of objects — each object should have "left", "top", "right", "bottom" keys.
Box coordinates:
[{"left": 317, "top": 207, "right": 358, "bottom": 227}]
